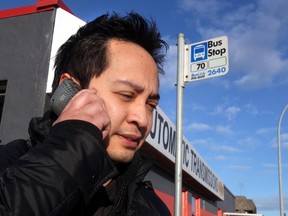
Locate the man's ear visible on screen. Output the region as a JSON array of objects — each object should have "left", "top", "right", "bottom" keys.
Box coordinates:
[{"left": 59, "top": 73, "right": 80, "bottom": 86}]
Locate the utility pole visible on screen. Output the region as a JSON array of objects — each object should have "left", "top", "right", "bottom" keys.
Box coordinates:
[{"left": 277, "top": 104, "right": 288, "bottom": 216}]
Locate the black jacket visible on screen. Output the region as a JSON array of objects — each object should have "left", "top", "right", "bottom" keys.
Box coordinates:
[{"left": 0, "top": 112, "right": 171, "bottom": 216}]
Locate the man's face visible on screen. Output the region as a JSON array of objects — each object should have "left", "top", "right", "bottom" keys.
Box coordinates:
[{"left": 88, "top": 39, "right": 159, "bottom": 163}]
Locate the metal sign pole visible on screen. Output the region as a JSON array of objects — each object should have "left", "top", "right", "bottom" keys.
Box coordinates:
[
  {"left": 174, "top": 33, "right": 185, "bottom": 216},
  {"left": 173, "top": 34, "right": 229, "bottom": 215}
]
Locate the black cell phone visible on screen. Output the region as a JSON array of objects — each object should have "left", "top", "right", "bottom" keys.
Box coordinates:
[{"left": 50, "top": 78, "right": 80, "bottom": 116}]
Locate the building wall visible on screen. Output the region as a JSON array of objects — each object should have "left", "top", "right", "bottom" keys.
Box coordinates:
[
  {"left": 217, "top": 186, "right": 235, "bottom": 213},
  {"left": 144, "top": 162, "right": 235, "bottom": 216},
  {"left": 145, "top": 164, "right": 175, "bottom": 213},
  {"left": 0, "top": 10, "right": 55, "bottom": 144}
]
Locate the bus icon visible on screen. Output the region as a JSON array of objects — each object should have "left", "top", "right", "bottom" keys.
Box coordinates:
[
  {"left": 191, "top": 42, "right": 208, "bottom": 62},
  {"left": 194, "top": 44, "right": 205, "bottom": 61}
]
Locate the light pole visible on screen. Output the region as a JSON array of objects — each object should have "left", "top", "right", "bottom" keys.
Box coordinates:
[{"left": 278, "top": 104, "right": 288, "bottom": 216}]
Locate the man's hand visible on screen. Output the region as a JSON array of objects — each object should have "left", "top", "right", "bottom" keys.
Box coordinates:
[{"left": 53, "top": 89, "right": 111, "bottom": 139}]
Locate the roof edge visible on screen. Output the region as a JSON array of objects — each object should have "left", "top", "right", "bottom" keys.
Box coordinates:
[{"left": 0, "top": 0, "right": 73, "bottom": 19}]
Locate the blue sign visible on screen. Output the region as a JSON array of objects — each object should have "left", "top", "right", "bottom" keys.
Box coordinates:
[{"left": 191, "top": 42, "right": 208, "bottom": 62}]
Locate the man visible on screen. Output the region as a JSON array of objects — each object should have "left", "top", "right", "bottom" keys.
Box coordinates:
[{"left": 0, "top": 12, "right": 171, "bottom": 216}]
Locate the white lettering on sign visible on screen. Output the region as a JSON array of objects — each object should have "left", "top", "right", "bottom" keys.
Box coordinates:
[{"left": 146, "top": 107, "right": 224, "bottom": 200}]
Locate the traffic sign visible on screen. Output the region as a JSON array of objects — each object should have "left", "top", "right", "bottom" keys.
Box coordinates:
[{"left": 184, "top": 36, "right": 229, "bottom": 82}]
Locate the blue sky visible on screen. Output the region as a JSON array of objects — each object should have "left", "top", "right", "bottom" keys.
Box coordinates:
[{"left": 1, "top": 0, "right": 288, "bottom": 215}]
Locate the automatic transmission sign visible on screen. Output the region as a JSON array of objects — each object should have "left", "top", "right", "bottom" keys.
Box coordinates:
[{"left": 184, "top": 36, "right": 229, "bottom": 82}]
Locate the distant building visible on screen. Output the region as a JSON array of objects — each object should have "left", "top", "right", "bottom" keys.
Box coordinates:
[{"left": 235, "top": 196, "right": 257, "bottom": 213}]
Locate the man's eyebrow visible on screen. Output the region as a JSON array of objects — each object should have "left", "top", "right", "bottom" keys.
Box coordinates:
[
  {"left": 149, "top": 93, "right": 160, "bottom": 101},
  {"left": 113, "top": 79, "right": 160, "bottom": 100}
]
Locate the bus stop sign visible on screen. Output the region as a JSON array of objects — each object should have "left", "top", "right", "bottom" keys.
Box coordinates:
[{"left": 184, "top": 36, "right": 229, "bottom": 82}]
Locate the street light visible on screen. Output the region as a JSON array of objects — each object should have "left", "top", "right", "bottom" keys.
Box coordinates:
[{"left": 278, "top": 104, "right": 288, "bottom": 216}]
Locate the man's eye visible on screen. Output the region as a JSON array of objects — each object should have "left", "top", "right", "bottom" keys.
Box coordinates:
[
  {"left": 147, "top": 102, "right": 158, "bottom": 112},
  {"left": 119, "top": 92, "right": 134, "bottom": 99}
]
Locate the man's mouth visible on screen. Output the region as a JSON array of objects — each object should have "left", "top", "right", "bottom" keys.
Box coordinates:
[{"left": 119, "top": 133, "right": 142, "bottom": 149}]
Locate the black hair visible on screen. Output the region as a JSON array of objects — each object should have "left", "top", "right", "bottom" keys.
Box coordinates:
[{"left": 52, "top": 11, "right": 168, "bottom": 93}]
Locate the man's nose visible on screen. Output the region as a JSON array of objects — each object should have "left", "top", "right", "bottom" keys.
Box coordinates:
[{"left": 127, "top": 102, "right": 149, "bottom": 128}]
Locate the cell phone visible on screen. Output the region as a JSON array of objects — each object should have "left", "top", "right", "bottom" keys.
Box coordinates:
[{"left": 50, "top": 78, "right": 80, "bottom": 116}]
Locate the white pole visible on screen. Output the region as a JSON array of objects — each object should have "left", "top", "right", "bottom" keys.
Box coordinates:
[
  {"left": 175, "top": 33, "right": 185, "bottom": 216},
  {"left": 278, "top": 104, "right": 288, "bottom": 216}
]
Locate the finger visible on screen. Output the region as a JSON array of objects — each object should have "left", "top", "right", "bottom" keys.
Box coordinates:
[
  {"left": 54, "top": 89, "right": 111, "bottom": 136},
  {"left": 63, "top": 89, "right": 97, "bottom": 112}
]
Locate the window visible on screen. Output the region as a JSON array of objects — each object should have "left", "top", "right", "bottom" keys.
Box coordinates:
[{"left": 0, "top": 80, "right": 7, "bottom": 124}]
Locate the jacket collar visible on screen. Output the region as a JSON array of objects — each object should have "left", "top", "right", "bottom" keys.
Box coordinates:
[{"left": 28, "top": 110, "right": 57, "bottom": 146}]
